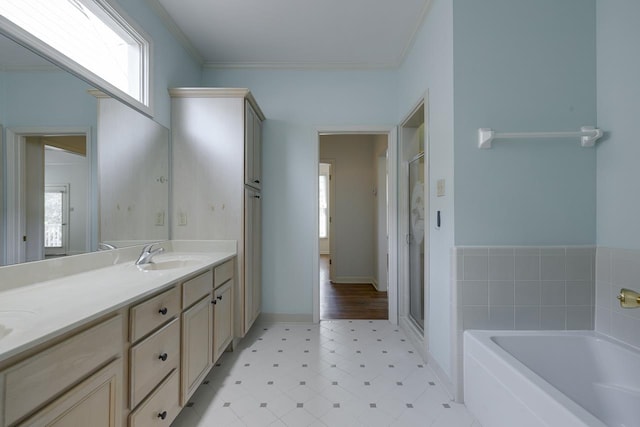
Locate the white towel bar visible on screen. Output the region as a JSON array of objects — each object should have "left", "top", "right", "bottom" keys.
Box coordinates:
[{"left": 478, "top": 126, "right": 603, "bottom": 149}]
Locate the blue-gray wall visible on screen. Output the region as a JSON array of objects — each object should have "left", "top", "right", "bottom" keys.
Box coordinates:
[
  {"left": 596, "top": 0, "right": 640, "bottom": 250},
  {"left": 202, "top": 69, "right": 398, "bottom": 316},
  {"left": 453, "top": 0, "right": 597, "bottom": 246}
]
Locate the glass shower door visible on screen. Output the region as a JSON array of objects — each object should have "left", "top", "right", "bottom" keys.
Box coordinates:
[{"left": 408, "top": 154, "right": 425, "bottom": 330}]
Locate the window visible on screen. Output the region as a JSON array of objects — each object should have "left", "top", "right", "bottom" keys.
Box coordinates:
[
  {"left": 319, "top": 174, "right": 329, "bottom": 239},
  {"left": 44, "top": 185, "right": 69, "bottom": 256},
  {"left": 0, "top": 0, "right": 150, "bottom": 109}
]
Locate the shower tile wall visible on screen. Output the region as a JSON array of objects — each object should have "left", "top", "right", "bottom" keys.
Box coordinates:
[
  {"left": 455, "top": 247, "right": 595, "bottom": 331},
  {"left": 595, "top": 247, "right": 640, "bottom": 348}
]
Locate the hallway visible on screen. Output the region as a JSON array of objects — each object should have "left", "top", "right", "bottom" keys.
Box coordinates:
[{"left": 320, "top": 255, "right": 388, "bottom": 320}]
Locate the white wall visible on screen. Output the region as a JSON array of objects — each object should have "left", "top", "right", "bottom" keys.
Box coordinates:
[
  {"left": 97, "top": 98, "right": 169, "bottom": 242},
  {"left": 396, "top": 0, "right": 455, "bottom": 379},
  {"left": 320, "top": 135, "right": 376, "bottom": 283},
  {"left": 373, "top": 137, "right": 388, "bottom": 291},
  {"left": 45, "top": 148, "right": 88, "bottom": 256}
]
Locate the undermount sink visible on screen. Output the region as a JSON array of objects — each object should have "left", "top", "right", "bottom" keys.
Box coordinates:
[
  {"left": 0, "top": 325, "right": 11, "bottom": 340},
  {"left": 0, "top": 310, "right": 35, "bottom": 341},
  {"left": 137, "top": 259, "right": 200, "bottom": 271}
]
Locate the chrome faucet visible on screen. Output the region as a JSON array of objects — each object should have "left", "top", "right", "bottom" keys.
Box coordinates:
[{"left": 135, "top": 243, "right": 164, "bottom": 265}]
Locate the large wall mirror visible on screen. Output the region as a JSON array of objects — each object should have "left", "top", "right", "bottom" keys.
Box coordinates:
[{"left": 0, "top": 33, "right": 169, "bottom": 266}]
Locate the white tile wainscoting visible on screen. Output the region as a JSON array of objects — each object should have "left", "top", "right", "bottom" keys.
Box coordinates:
[
  {"left": 595, "top": 247, "right": 640, "bottom": 349},
  {"left": 455, "top": 246, "right": 595, "bottom": 331}
]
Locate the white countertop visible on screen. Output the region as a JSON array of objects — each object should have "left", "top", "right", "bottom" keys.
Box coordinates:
[{"left": 0, "top": 240, "right": 236, "bottom": 364}]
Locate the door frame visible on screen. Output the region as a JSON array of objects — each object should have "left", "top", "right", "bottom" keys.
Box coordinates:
[
  {"left": 313, "top": 126, "right": 398, "bottom": 324},
  {"left": 318, "top": 159, "right": 335, "bottom": 280},
  {"left": 398, "top": 95, "right": 430, "bottom": 357},
  {"left": 4, "top": 127, "right": 92, "bottom": 265}
]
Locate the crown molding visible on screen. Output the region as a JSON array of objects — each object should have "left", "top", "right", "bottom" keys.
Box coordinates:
[
  {"left": 169, "top": 88, "right": 264, "bottom": 120},
  {"left": 87, "top": 89, "right": 110, "bottom": 99},
  {"left": 144, "top": 0, "right": 204, "bottom": 65},
  {"left": 397, "top": 0, "right": 433, "bottom": 67},
  {"left": 202, "top": 60, "right": 398, "bottom": 71}
]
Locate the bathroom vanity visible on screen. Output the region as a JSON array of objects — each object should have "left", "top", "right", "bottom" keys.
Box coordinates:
[{"left": 0, "top": 240, "right": 237, "bottom": 426}]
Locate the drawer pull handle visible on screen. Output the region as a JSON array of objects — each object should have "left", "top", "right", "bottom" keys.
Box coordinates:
[
  {"left": 158, "top": 410, "right": 167, "bottom": 420},
  {"left": 158, "top": 307, "right": 168, "bottom": 315},
  {"left": 158, "top": 353, "right": 168, "bottom": 361}
]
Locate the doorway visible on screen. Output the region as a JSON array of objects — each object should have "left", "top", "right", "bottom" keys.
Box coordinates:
[
  {"left": 315, "top": 131, "right": 397, "bottom": 321},
  {"left": 5, "top": 129, "right": 91, "bottom": 264}
]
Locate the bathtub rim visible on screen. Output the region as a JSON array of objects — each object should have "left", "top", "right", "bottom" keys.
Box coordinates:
[{"left": 463, "top": 329, "right": 637, "bottom": 427}]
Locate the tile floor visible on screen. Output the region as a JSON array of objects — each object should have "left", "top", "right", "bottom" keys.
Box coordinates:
[{"left": 171, "top": 320, "right": 480, "bottom": 427}]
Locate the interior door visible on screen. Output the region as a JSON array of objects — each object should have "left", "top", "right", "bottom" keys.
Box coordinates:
[{"left": 408, "top": 154, "right": 425, "bottom": 330}]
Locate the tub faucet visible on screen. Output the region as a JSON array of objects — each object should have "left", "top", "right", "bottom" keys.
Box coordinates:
[
  {"left": 136, "top": 243, "right": 164, "bottom": 265},
  {"left": 617, "top": 288, "right": 640, "bottom": 308}
]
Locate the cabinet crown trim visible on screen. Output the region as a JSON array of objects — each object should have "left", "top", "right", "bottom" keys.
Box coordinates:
[{"left": 168, "top": 88, "right": 265, "bottom": 120}]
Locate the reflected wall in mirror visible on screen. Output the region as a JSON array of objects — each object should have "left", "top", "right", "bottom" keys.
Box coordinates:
[
  {"left": 0, "top": 32, "right": 97, "bottom": 265},
  {"left": 96, "top": 96, "right": 169, "bottom": 246},
  {"left": 0, "top": 32, "right": 170, "bottom": 266}
]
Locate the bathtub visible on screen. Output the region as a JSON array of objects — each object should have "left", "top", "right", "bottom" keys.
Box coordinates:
[{"left": 464, "top": 330, "right": 640, "bottom": 427}]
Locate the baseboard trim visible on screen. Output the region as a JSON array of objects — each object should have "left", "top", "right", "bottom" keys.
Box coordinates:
[
  {"left": 399, "top": 316, "right": 426, "bottom": 360},
  {"left": 332, "top": 276, "right": 375, "bottom": 285},
  {"left": 427, "top": 350, "right": 455, "bottom": 400},
  {"left": 258, "top": 313, "right": 314, "bottom": 323}
]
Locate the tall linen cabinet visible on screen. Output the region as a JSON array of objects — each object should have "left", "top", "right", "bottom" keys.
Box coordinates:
[{"left": 170, "top": 88, "right": 264, "bottom": 338}]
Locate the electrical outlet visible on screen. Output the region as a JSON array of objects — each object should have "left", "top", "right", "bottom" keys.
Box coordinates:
[
  {"left": 155, "top": 211, "right": 165, "bottom": 226},
  {"left": 178, "top": 212, "right": 188, "bottom": 226},
  {"left": 436, "top": 179, "right": 446, "bottom": 197}
]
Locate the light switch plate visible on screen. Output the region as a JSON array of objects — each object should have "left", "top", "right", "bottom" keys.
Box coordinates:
[
  {"left": 437, "top": 179, "right": 446, "bottom": 197},
  {"left": 155, "top": 211, "right": 165, "bottom": 226},
  {"left": 178, "top": 212, "right": 187, "bottom": 226}
]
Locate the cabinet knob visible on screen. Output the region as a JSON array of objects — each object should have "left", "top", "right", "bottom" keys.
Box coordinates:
[
  {"left": 253, "top": 179, "right": 260, "bottom": 184},
  {"left": 212, "top": 299, "right": 217, "bottom": 305},
  {"left": 217, "top": 295, "right": 223, "bottom": 300},
  {"left": 158, "top": 353, "right": 168, "bottom": 361},
  {"left": 158, "top": 307, "right": 168, "bottom": 315},
  {"left": 158, "top": 410, "right": 167, "bottom": 420},
  {"left": 254, "top": 195, "right": 261, "bottom": 199}
]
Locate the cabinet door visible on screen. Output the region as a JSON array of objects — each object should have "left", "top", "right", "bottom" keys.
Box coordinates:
[
  {"left": 19, "top": 359, "right": 122, "bottom": 427},
  {"left": 252, "top": 110, "right": 262, "bottom": 189},
  {"left": 181, "top": 295, "right": 212, "bottom": 405},
  {"left": 213, "top": 280, "right": 233, "bottom": 363},
  {"left": 244, "top": 101, "right": 257, "bottom": 188},
  {"left": 251, "top": 191, "right": 262, "bottom": 325},
  {"left": 244, "top": 188, "right": 261, "bottom": 333}
]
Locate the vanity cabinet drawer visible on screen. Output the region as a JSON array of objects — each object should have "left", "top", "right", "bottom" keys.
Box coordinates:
[
  {"left": 130, "top": 318, "right": 180, "bottom": 409},
  {"left": 214, "top": 259, "right": 233, "bottom": 288},
  {"left": 129, "top": 368, "right": 180, "bottom": 427},
  {"left": 130, "top": 286, "right": 179, "bottom": 342},
  {"left": 17, "top": 359, "right": 122, "bottom": 427},
  {"left": 2, "top": 315, "right": 123, "bottom": 426},
  {"left": 182, "top": 270, "right": 213, "bottom": 309}
]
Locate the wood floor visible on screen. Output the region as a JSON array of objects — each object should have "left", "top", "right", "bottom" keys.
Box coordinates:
[{"left": 320, "top": 255, "right": 388, "bottom": 320}]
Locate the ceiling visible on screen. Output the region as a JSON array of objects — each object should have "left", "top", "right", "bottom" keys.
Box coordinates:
[{"left": 154, "top": 0, "right": 432, "bottom": 68}]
